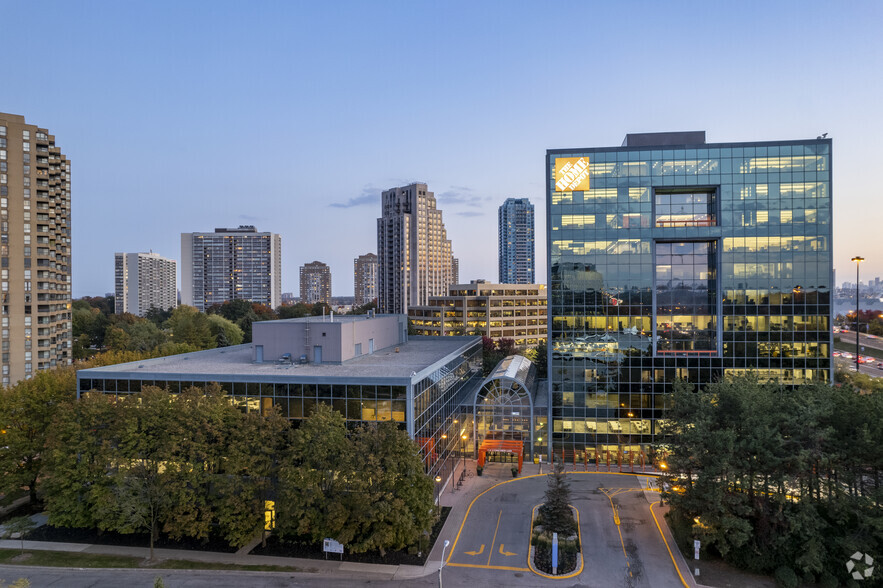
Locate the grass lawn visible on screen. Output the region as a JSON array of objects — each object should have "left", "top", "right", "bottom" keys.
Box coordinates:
[{"left": 0, "top": 549, "right": 302, "bottom": 572}]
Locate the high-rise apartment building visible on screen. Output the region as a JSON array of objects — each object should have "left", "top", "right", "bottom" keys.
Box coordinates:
[
  {"left": 377, "top": 183, "right": 457, "bottom": 314},
  {"left": 353, "top": 253, "right": 378, "bottom": 307},
  {"left": 180, "top": 226, "right": 281, "bottom": 312},
  {"left": 0, "top": 113, "right": 72, "bottom": 385},
  {"left": 114, "top": 252, "right": 177, "bottom": 317},
  {"left": 300, "top": 260, "right": 332, "bottom": 305},
  {"left": 499, "top": 198, "right": 535, "bottom": 284},
  {"left": 547, "top": 131, "right": 832, "bottom": 462}
]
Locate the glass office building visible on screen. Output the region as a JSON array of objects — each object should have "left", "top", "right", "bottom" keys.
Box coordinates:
[
  {"left": 77, "top": 315, "right": 483, "bottom": 497},
  {"left": 546, "top": 131, "right": 833, "bottom": 462}
]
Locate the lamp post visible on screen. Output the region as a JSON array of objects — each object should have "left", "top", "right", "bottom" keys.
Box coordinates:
[
  {"left": 461, "top": 433, "right": 468, "bottom": 481},
  {"left": 852, "top": 256, "right": 864, "bottom": 373},
  {"left": 439, "top": 539, "right": 450, "bottom": 588}
]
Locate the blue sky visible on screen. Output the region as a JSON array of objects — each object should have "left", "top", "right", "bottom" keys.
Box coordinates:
[{"left": 2, "top": 1, "right": 881, "bottom": 297}]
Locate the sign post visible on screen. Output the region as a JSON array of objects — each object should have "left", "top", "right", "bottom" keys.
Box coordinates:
[
  {"left": 694, "top": 539, "right": 700, "bottom": 576},
  {"left": 324, "top": 538, "right": 344, "bottom": 561},
  {"left": 552, "top": 532, "right": 558, "bottom": 575}
]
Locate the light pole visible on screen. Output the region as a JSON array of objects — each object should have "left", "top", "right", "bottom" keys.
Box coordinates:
[
  {"left": 461, "top": 433, "right": 468, "bottom": 480},
  {"left": 439, "top": 539, "right": 451, "bottom": 588},
  {"left": 852, "top": 256, "right": 864, "bottom": 373}
]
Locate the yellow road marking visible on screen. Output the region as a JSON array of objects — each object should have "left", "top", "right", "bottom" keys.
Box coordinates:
[
  {"left": 499, "top": 543, "right": 516, "bottom": 556},
  {"left": 447, "top": 562, "right": 530, "bottom": 571},
  {"left": 445, "top": 472, "right": 658, "bottom": 566},
  {"left": 649, "top": 500, "right": 690, "bottom": 588},
  {"left": 487, "top": 509, "right": 502, "bottom": 566},
  {"left": 464, "top": 544, "right": 485, "bottom": 556},
  {"left": 600, "top": 486, "right": 631, "bottom": 576}
]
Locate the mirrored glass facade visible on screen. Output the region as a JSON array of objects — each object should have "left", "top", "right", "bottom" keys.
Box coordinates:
[{"left": 546, "top": 134, "right": 833, "bottom": 462}]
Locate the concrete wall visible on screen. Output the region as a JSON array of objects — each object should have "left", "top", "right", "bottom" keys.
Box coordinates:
[{"left": 252, "top": 314, "right": 406, "bottom": 364}]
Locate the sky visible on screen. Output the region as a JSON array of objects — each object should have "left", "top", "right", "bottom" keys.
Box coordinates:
[{"left": 2, "top": 1, "right": 882, "bottom": 298}]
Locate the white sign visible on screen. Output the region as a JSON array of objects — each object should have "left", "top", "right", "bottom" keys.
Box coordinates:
[
  {"left": 694, "top": 539, "right": 700, "bottom": 560},
  {"left": 324, "top": 538, "right": 344, "bottom": 554}
]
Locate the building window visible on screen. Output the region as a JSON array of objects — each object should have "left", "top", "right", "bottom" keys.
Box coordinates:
[
  {"left": 655, "top": 241, "right": 717, "bottom": 355},
  {"left": 654, "top": 189, "right": 717, "bottom": 228}
]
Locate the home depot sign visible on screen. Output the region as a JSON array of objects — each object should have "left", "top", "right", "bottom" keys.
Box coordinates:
[{"left": 555, "top": 156, "right": 590, "bottom": 192}]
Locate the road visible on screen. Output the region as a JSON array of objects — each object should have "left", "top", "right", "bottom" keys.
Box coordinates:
[{"left": 444, "top": 472, "right": 686, "bottom": 588}]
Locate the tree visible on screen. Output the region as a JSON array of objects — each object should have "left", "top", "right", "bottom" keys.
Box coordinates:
[
  {"left": 0, "top": 367, "right": 77, "bottom": 506},
  {"left": 532, "top": 339, "right": 548, "bottom": 379},
  {"left": 144, "top": 306, "right": 173, "bottom": 327},
  {"left": 277, "top": 303, "right": 313, "bottom": 319},
  {"left": 661, "top": 376, "right": 883, "bottom": 576},
  {"left": 43, "top": 391, "right": 122, "bottom": 530},
  {"left": 348, "top": 301, "right": 377, "bottom": 315},
  {"left": 166, "top": 305, "right": 214, "bottom": 349},
  {"left": 347, "top": 422, "right": 436, "bottom": 555},
  {"left": 207, "top": 314, "right": 244, "bottom": 347},
  {"left": 538, "top": 462, "right": 576, "bottom": 536},
  {"left": 276, "top": 403, "right": 354, "bottom": 544},
  {"left": 215, "top": 407, "right": 291, "bottom": 548},
  {"left": 93, "top": 387, "right": 178, "bottom": 560}
]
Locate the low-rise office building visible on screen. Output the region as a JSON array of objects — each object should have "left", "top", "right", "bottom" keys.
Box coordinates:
[
  {"left": 77, "top": 313, "right": 483, "bottom": 491},
  {"left": 409, "top": 280, "right": 547, "bottom": 346}
]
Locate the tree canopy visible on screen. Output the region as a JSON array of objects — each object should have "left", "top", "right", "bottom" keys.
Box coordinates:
[{"left": 661, "top": 377, "right": 883, "bottom": 581}]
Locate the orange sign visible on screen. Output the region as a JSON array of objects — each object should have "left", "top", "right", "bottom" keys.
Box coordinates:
[{"left": 555, "top": 156, "right": 590, "bottom": 192}]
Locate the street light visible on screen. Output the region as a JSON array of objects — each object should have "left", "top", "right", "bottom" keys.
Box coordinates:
[
  {"left": 852, "top": 256, "right": 864, "bottom": 373},
  {"left": 439, "top": 539, "right": 451, "bottom": 588},
  {"left": 461, "top": 433, "right": 468, "bottom": 482}
]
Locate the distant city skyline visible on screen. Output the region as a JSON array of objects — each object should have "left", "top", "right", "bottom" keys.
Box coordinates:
[{"left": 1, "top": 2, "right": 881, "bottom": 297}]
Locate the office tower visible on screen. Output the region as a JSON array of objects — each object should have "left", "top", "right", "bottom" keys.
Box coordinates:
[
  {"left": 547, "top": 131, "right": 832, "bottom": 462},
  {"left": 0, "top": 113, "right": 72, "bottom": 385},
  {"left": 300, "top": 260, "right": 332, "bottom": 305},
  {"left": 354, "top": 253, "right": 378, "bottom": 307},
  {"left": 180, "top": 226, "right": 281, "bottom": 312},
  {"left": 498, "top": 198, "right": 535, "bottom": 284},
  {"left": 409, "top": 280, "right": 547, "bottom": 346},
  {"left": 114, "top": 252, "right": 177, "bottom": 317},
  {"left": 377, "top": 183, "right": 456, "bottom": 314}
]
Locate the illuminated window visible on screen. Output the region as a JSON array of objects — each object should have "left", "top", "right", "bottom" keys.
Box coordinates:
[{"left": 654, "top": 189, "right": 717, "bottom": 228}]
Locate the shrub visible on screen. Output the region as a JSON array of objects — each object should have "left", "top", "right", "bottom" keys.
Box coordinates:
[
  {"left": 818, "top": 572, "right": 838, "bottom": 588},
  {"left": 774, "top": 566, "right": 799, "bottom": 588}
]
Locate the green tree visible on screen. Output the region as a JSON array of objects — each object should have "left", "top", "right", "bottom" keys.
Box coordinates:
[
  {"left": 207, "top": 314, "right": 244, "bottom": 347},
  {"left": 539, "top": 462, "right": 576, "bottom": 536},
  {"left": 347, "top": 422, "right": 436, "bottom": 555},
  {"left": 93, "top": 387, "right": 177, "bottom": 560},
  {"left": 166, "top": 305, "right": 215, "bottom": 349},
  {"left": 276, "top": 303, "right": 312, "bottom": 319},
  {"left": 215, "top": 407, "right": 291, "bottom": 547},
  {"left": 661, "top": 376, "right": 883, "bottom": 575},
  {"left": 43, "top": 391, "right": 121, "bottom": 529},
  {"left": 0, "top": 367, "right": 76, "bottom": 506},
  {"left": 144, "top": 306, "right": 173, "bottom": 327},
  {"left": 277, "top": 403, "right": 354, "bottom": 544},
  {"left": 348, "top": 301, "right": 377, "bottom": 315},
  {"left": 528, "top": 340, "right": 547, "bottom": 378}
]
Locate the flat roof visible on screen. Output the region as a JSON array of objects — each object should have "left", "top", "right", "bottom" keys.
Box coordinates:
[
  {"left": 260, "top": 315, "right": 378, "bottom": 325},
  {"left": 547, "top": 136, "right": 831, "bottom": 154},
  {"left": 78, "top": 336, "right": 480, "bottom": 383}
]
